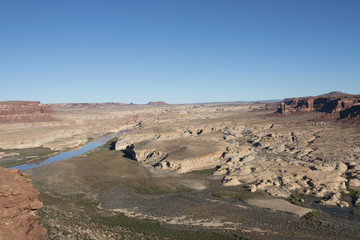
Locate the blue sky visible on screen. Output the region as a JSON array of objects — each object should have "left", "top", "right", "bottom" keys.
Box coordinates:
[{"left": 1, "top": 0, "right": 359, "bottom": 104}]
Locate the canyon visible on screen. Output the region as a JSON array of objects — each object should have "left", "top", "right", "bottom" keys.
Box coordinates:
[
  {"left": 116, "top": 97, "right": 360, "bottom": 205},
  {"left": 1, "top": 93, "right": 360, "bottom": 239}
]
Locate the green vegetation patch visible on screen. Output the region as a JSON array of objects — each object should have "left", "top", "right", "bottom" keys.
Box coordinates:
[
  {"left": 342, "top": 188, "right": 360, "bottom": 205},
  {"left": 0, "top": 147, "right": 57, "bottom": 167},
  {"left": 189, "top": 167, "right": 218, "bottom": 175},
  {"left": 102, "top": 137, "right": 118, "bottom": 151},
  {"left": 132, "top": 179, "right": 192, "bottom": 195},
  {"left": 303, "top": 210, "right": 321, "bottom": 221},
  {"left": 352, "top": 209, "right": 360, "bottom": 217},
  {"left": 39, "top": 192, "right": 247, "bottom": 240},
  {"left": 348, "top": 188, "right": 360, "bottom": 199},
  {"left": 91, "top": 213, "right": 246, "bottom": 240},
  {"left": 288, "top": 194, "right": 300, "bottom": 205},
  {"left": 0, "top": 147, "right": 55, "bottom": 157},
  {"left": 212, "top": 186, "right": 263, "bottom": 203}
]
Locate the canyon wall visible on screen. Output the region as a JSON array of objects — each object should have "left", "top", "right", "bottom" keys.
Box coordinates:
[
  {"left": 0, "top": 168, "right": 47, "bottom": 240},
  {"left": 276, "top": 92, "right": 360, "bottom": 120},
  {"left": 0, "top": 101, "right": 52, "bottom": 123}
]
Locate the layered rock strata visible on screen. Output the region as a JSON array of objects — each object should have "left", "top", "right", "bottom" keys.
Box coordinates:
[
  {"left": 0, "top": 101, "right": 52, "bottom": 123},
  {"left": 0, "top": 168, "right": 47, "bottom": 240},
  {"left": 276, "top": 92, "right": 360, "bottom": 121}
]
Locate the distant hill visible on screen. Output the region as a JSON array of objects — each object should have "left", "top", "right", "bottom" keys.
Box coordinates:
[
  {"left": 49, "top": 102, "right": 128, "bottom": 109},
  {"left": 319, "top": 91, "right": 357, "bottom": 97},
  {"left": 147, "top": 101, "right": 167, "bottom": 105}
]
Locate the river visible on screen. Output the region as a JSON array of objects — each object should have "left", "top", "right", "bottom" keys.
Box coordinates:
[{"left": 8, "top": 130, "right": 127, "bottom": 171}]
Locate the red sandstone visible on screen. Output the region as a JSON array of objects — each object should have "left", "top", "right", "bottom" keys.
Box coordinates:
[
  {"left": 276, "top": 92, "right": 360, "bottom": 121},
  {"left": 0, "top": 101, "right": 52, "bottom": 123},
  {"left": 0, "top": 168, "right": 47, "bottom": 240}
]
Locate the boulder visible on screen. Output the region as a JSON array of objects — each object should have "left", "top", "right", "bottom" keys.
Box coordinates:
[
  {"left": 349, "top": 179, "right": 360, "bottom": 188},
  {"left": 355, "top": 198, "right": 360, "bottom": 208}
]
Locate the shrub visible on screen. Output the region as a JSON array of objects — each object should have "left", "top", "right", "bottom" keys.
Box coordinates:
[
  {"left": 189, "top": 167, "right": 217, "bottom": 175},
  {"left": 303, "top": 210, "right": 321, "bottom": 221},
  {"left": 288, "top": 194, "right": 299, "bottom": 205}
]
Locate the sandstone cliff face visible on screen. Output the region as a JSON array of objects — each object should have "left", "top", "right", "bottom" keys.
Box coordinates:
[
  {"left": 0, "top": 101, "right": 52, "bottom": 123},
  {"left": 0, "top": 168, "right": 47, "bottom": 240},
  {"left": 276, "top": 92, "right": 360, "bottom": 120}
]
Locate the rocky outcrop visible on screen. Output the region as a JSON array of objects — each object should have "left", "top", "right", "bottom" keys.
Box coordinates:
[
  {"left": 0, "top": 101, "right": 52, "bottom": 123},
  {"left": 116, "top": 106, "right": 360, "bottom": 203},
  {"left": 116, "top": 120, "right": 229, "bottom": 173},
  {"left": 347, "top": 162, "right": 360, "bottom": 188},
  {"left": 339, "top": 105, "right": 360, "bottom": 121},
  {"left": 213, "top": 121, "right": 360, "bottom": 200},
  {"left": 126, "top": 136, "right": 226, "bottom": 173},
  {"left": 0, "top": 168, "right": 47, "bottom": 240},
  {"left": 276, "top": 92, "right": 360, "bottom": 121}
]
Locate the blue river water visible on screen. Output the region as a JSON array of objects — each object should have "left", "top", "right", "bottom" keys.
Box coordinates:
[{"left": 8, "top": 131, "right": 126, "bottom": 171}]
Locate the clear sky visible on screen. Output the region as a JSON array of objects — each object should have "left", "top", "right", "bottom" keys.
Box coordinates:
[{"left": 1, "top": 0, "right": 359, "bottom": 104}]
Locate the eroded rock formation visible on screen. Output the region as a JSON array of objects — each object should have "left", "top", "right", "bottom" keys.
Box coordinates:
[
  {"left": 0, "top": 168, "right": 47, "bottom": 240},
  {"left": 276, "top": 92, "right": 360, "bottom": 121},
  {"left": 127, "top": 137, "right": 225, "bottom": 173},
  {"left": 0, "top": 101, "right": 52, "bottom": 123},
  {"left": 117, "top": 122, "right": 226, "bottom": 173},
  {"left": 115, "top": 104, "right": 360, "bottom": 206}
]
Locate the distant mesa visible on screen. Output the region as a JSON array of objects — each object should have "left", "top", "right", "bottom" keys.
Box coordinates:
[
  {"left": 276, "top": 92, "right": 360, "bottom": 121},
  {"left": 250, "top": 102, "right": 279, "bottom": 112},
  {"left": 49, "top": 102, "right": 128, "bottom": 109},
  {"left": 147, "top": 101, "right": 167, "bottom": 105},
  {"left": 0, "top": 101, "right": 52, "bottom": 123}
]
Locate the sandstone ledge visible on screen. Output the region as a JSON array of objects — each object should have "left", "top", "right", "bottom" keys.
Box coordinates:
[{"left": 0, "top": 168, "right": 47, "bottom": 240}]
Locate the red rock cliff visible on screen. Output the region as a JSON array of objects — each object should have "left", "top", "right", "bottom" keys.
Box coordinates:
[
  {"left": 0, "top": 168, "right": 47, "bottom": 240},
  {"left": 276, "top": 92, "right": 360, "bottom": 120},
  {"left": 0, "top": 101, "right": 52, "bottom": 123}
]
